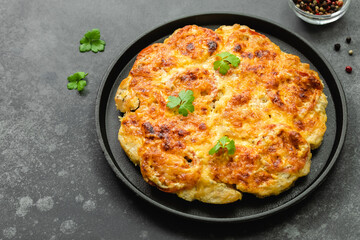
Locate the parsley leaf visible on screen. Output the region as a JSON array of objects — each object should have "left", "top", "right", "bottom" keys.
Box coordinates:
[
  {"left": 213, "top": 52, "right": 240, "bottom": 75},
  {"left": 214, "top": 60, "right": 230, "bottom": 75},
  {"left": 225, "top": 139, "right": 236, "bottom": 155},
  {"left": 167, "top": 90, "right": 195, "bottom": 116},
  {"left": 167, "top": 96, "right": 181, "bottom": 108},
  {"left": 67, "top": 72, "right": 88, "bottom": 92},
  {"left": 209, "top": 136, "right": 236, "bottom": 155},
  {"left": 79, "top": 29, "right": 106, "bottom": 53},
  {"left": 209, "top": 142, "right": 221, "bottom": 155}
]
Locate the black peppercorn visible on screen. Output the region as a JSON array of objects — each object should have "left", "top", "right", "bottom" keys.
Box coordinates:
[
  {"left": 334, "top": 43, "right": 341, "bottom": 51},
  {"left": 294, "top": 0, "right": 344, "bottom": 15},
  {"left": 346, "top": 37, "right": 351, "bottom": 43}
]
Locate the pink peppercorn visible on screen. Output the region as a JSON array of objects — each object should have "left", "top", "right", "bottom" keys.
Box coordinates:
[
  {"left": 293, "top": 0, "right": 344, "bottom": 15},
  {"left": 345, "top": 66, "right": 352, "bottom": 73}
]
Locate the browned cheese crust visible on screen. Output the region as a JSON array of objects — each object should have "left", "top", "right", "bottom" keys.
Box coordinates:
[{"left": 115, "top": 24, "right": 327, "bottom": 204}]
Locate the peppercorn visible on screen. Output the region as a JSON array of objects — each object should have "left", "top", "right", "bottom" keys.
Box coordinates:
[
  {"left": 346, "top": 37, "right": 351, "bottom": 43},
  {"left": 334, "top": 43, "right": 341, "bottom": 51},
  {"left": 348, "top": 50, "right": 353, "bottom": 55},
  {"left": 345, "top": 66, "right": 352, "bottom": 73},
  {"left": 293, "top": 0, "right": 344, "bottom": 15}
]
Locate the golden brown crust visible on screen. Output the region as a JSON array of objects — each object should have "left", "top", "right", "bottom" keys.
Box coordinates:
[
  {"left": 115, "top": 24, "right": 327, "bottom": 204},
  {"left": 164, "top": 25, "right": 222, "bottom": 61},
  {"left": 209, "top": 125, "right": 311, "bottom": 197}
]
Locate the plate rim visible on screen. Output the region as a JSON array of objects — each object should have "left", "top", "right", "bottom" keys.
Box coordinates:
[{"left": 95, "top": 12, "right": 348, "bottom": 223}]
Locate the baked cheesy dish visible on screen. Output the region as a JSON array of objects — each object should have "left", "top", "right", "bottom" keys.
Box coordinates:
[{"left": 115, "top": 24, "right": 327, "bottom": 204}]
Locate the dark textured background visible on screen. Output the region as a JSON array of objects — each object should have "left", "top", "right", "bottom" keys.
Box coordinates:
[{"left": 1, "top": 0, "right": 359, "bottom": 239}]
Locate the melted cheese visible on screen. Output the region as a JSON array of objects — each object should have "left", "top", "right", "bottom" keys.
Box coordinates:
[{"left": 115, "top": 24, "right": 327, "bottom": 204}]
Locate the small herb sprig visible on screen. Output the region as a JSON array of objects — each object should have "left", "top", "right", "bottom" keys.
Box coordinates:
[
  {"left": 79, "top": 29, "right": 106, "bottom": 53},
  {"left": 167, "top": 90, "right": 195, "bottom": 117},
  {"left": 213, "top": 52, "right": 240, "bottom": 75},
  {"left": 209, "top": 136, "right": 236, "bottom": 155},
  {"left": 67, "top": 72, "right": 88, "bottom": 92}
]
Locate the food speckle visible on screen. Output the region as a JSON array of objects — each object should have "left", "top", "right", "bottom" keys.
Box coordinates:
[
  {"left": 139, "top": 230, "right": 149, "bottom": 239},
  {"left": 36, "top": 196, "right": 54, "bottom": 212},
  {"left": 82, "top": 199, "right": 96, "bottom": 212},
  {"left": 60, "top": 220, "right": 77, "bottom": 234},
  {"left": 348, "top": 50, "right": 353, "bottom": 55},
  {"left": 3, "top": 227, "right": 16, "bottom": 239},
  {"left": 75, "top": 194, "right": 84, "bottom": 203},
  {"left": 16, "top": 196, "right": 33, "bottom": 217},
  {"left": 334, "top": 43, "right": 341, "bottom": 51},
  {"left": 57, "top": 170, "right": 68, "bottom": 177},
  {"left": 97, "top": 188, "right": 105, "bottom": 195},
  {"left": 283, "top": 224, "right": 301, "bottom": 239},
  {"left": 345, "top": 66, "right": 352, "bottom": 73}
]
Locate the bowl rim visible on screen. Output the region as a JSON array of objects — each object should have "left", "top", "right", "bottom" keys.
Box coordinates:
[{"left": 288, "top": 0, "right": 351, "bottom": 20}]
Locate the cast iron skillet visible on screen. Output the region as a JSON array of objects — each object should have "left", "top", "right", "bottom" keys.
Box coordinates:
[{"left": 95, "top": 13, "right": 347, "bottom": 222}]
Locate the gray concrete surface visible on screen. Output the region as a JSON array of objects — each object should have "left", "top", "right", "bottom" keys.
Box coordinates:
[{"left": 1, "top": 0, "right": 359, "bottom": 239}]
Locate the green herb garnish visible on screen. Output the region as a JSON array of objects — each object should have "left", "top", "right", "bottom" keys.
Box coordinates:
[
  {"left": 209, "top": 136, "right": 236, "bottom": 155},
  {"left": 67, "top": 72, "right": 88, "bottom": 92},
  {"left": 213, "top": 52, "right": 240, "bottom": 75},
  {"left": 167, "top": 90, "right": 195, "bottom": 117},
  {"left": 79, "top": 29, "right": 106, "bottom": 53}
]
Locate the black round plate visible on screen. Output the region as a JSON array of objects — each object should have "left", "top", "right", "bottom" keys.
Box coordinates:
[{"left": 95, "top": 13, "right": 347, "bottom": 222}]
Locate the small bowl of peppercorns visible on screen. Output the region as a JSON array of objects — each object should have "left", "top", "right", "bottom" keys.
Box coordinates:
[{"left": 288, "top": 0, "right": 351, "bottom": 25}]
